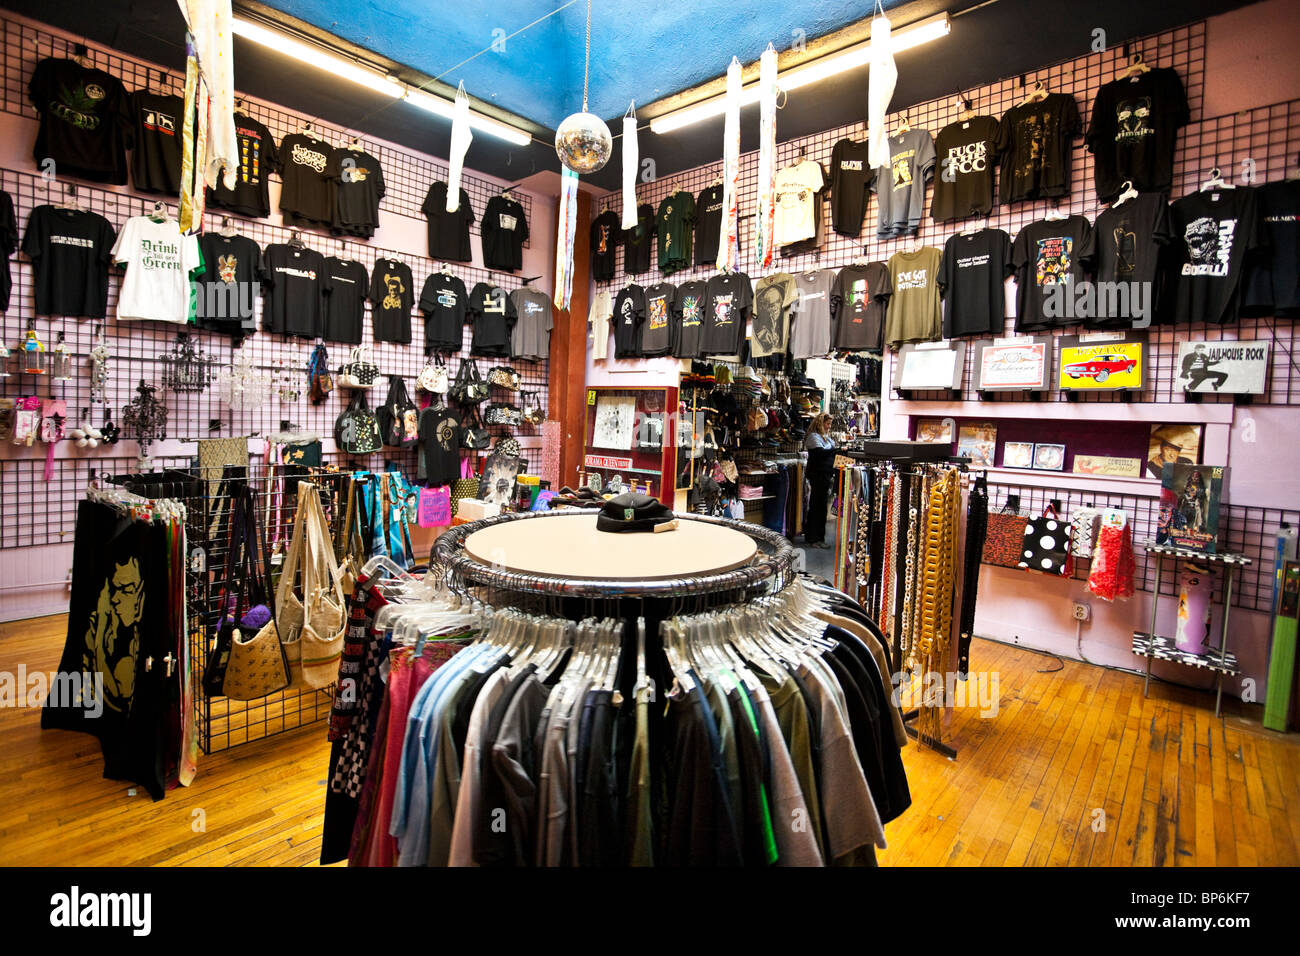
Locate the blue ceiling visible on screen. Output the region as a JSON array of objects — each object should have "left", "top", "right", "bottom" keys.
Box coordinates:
[{"left": 259, "top": 0, "right": 900, "bottom": 127}]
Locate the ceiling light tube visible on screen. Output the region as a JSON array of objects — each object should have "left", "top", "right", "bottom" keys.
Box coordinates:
[
  {"left": 403, "top": 89, "right": 534, "bottom": 146},
  {"left": 649, "top": 13, "right": 950, "bottom": 135}
]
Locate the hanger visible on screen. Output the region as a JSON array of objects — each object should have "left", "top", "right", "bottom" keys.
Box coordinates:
[
  {"left": 288, "top": 228, "right": 306, "bottom": 248},
  {"left": 1118, "top": 52, "right": 1150, "bottom": 80},
  {"left": 234, "top": 96, "right": 247, "bottom": 114},
  {"left": 959, "top": 217, "right": 987, "bottom": 236},
  {"left": 955, "top": 92, "right": 977, "bottom": 122},
  {"left": 1112, "top": 180, "right": 1139, "bottom": 207},
  {"left": 300, "top": 119, "right": 319, "bottom": 139},
  {"left": 346, "top": 134, "right": 364, "bottom": 152},
  {"left": 500, "top": 184, "right": 518, "bottom": 197},
  {"left": 54, "top": 183, "right": 83, "bottom": 212},
  {"left": 71, "top": 42, "right": 93, "bottom": 70},
  {"left": 1021, "top": 79, "right": 1048, "bottom": 106},
  {"left": 1200, "top": 166, "right": 1234, "bottom": 191},
  {"left": 1044, "top": 202, "right": 1069, "bottom": 221},
  {"left": 149, "top": 200, "right": 172, "bottom": 223},
  {"left": 219, "top": 215, "right": 239, "bottom": 238},
  {"left": 893, "top": 112, "right": 911, "bottom": 136}
]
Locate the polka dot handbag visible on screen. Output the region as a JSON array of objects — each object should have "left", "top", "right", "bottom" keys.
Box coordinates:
[{"left": 1017, "top": 505, "right": 1074, "bottom": 576}]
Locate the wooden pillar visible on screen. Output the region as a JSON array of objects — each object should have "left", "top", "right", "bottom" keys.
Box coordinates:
[{"left": 548, "top": 189, "right": 592, "bottom": 491}]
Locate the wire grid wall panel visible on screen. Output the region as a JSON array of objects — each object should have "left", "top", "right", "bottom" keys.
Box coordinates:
[{"left": 0, "top": 14, "right": 531, "bottom": 245}]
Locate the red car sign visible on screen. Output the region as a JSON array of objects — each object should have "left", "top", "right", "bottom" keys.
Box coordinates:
[{"left": 1063, "top": 353, "right": 1137, "bottom": 383}]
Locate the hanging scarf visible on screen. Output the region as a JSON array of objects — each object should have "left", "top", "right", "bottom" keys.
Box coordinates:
[
  {"left": 716, "top": 57, "right": 741, "bottom": 272},
  {"left": 176, "top": 0, "right": 237, "bottom": 195},
  {"left": 178, "top": 33, "right": 202, "bottom": 232},
  {"left": 867, "top": 14, "right": 898, "bottom": 170},
  {"left": 754, "top": 45, "right": 778, "bottom": 271},
  {"left": 553, "top": 166, "right": 580, "bottom": 310},
  {"left": 621, "top": 107, "right": 639, "bottom": 230},
  {"left": 446, "top": 82, "right": 473, "bottom": 212}
]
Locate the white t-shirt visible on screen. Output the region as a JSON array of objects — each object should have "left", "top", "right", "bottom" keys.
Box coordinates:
[
  {"left": 111, "top": 216, "right": 202, "bottom": 323},
  {"left": 588, "top": 289, "right": 613, "bottom": 361},
  {"left": 773, "top": 160, "right": 825, "bottom": 246}
]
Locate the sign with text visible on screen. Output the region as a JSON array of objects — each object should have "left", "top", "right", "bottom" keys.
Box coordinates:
[
  {"left": 1175, "top": 340, "right": 1271, "bottom": 395},
  {"left": 975, "top": 337, "right": 1052, "bottom": 391},
  {"left": 584, "top": 454, "right": 632, "bottom": 470},
  {"left": 1057, "top": 335, "right": 1146, "bottom": 391}
]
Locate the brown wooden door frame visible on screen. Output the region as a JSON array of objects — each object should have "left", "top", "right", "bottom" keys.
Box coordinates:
[{"left": 547, "top": 190, "right": 592, "bottom": 491}]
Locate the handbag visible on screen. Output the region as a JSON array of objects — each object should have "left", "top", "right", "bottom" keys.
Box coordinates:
[
  {"left": 1018, "top": 505, "right": 1074, "bottom": 576},
  {"left": 338, "top": 345, "right": 379, "bottom": 389},
  {"left": 488, "top": 365, "right": 521, "bottom": 390},
  {"left": 461, "top": 407, "right": 491, "bottom": 450},
  {"left": 484, "top": 401, "right": 523, "bottom": 427},
  {"left": 202, "top": 486, "right": 250, "bottom": 697},
  {"left": 298, "top": 483, "right": 348, "bottom": 688},
  {"left": 334, "top": 390, "right": 382, "bottom": 455},
  {"left": 307, "top": 344, "right": 333, "bottom": 405},
  {"left": 450, "top": 358, "right": 490, "bottom": 405},
  {"left": 520, "top": 391, "right": 545, "bottom": 425},
  {"left": 450, "top": 457, "right": 479, "bottom": 516},
  {"left": 982, "top": 500, "right": 1027, "bottom": 568},
  {"left": 417, "top": 354, "right": 449, "bottom": 394},
  {"left": 376, "top": 376, "right": 419, "bottom": 448},
  {"left": 222, "top": 487, "right": 292, "bottom": 701},
  {"left": 418, "top": 485, "right": 452, "bottom": 527}
]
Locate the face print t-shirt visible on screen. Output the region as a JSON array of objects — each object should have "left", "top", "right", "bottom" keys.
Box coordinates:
[
  {"left": 774, "top": 160, "right": 826, "bottom": 245},
  {"left": 885, "top": 248, "right": 943, "bottom": 347},
  {"left": 111, "top": 216, "right": 203, "bottom": 324},
  {"left": 932, "top": 117, "right": 999, "bottom": 222},
  {"left": 612, "top": 284, "right": 646, "bottom": 358},
  {"left": 673, "top": 280, "right": 708, "bottom": 359},
  {"left": 701, "top": 271, "right": 753, "bottom": 357},
  {"left": 1086, "top": 68, "right": 1189, "bottom": 203},
  {"left": 207, "top": 113, "right": 280, "bottom": 218},
  {"left": 873, "top": 129, "right": 937, "bottom": 238},
  {"left": 1079, "top": 193, "right": 1173, "bottom": 326},
  {"left": 751, "top": 273, "right": 799, "bottom": 358},
  {"left": 369, "top": 258, "right": 413, "bottom": 344},
  {"left": 1010, "top": 215, "right": 1093, "bottom": 331},
  {"left": 832, "top": 263, "right": 891, "bottom": 351},
  {"left": 331, "top": 149, "right": 386, "bottom": 239},
  {"left": 996, "top": 93, "right": 1081, "bottom": 203},
  {"left": 642, "top": 281, "right": 678, "bottom": 357},
  {"left": 1168, "top": 187, "right": 1266, "bottom": 325}
]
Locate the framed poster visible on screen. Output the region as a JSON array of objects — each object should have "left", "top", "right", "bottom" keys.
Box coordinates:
[
  {"left": 1176, "top": 340, "right": 1271, "bottom": 395},
  {"left": 1032, "top": 443, "right": 1066, "bottom": 471},
  {"left": 957, "top": 423, "right": 997, "bottom": 467},
  {"left": 1003, "top": 441, "right": 1034, "bottom": 469},
  {"left": 1073, "top": 455, "right": 1143, "bottom": 478},
  {"left": 915, "top": 418, "right": 954, "bottom": 443},
  {"left": 591, "top": 395, "right": 637, "bottom": 450},
  {"left": 974, "top": 337, "right": 1053, "bottom": 391},
  {"left": 894, "top": 341, "right": 966, "bottom": 390},
  {"left": 1057, "top": 334, "right": 1146, "bottom": 391},
  {"left": 1156, "top": 464, "right": 1229, "bottom": 554},
  {"left": 1147, "top": 424, "right": 1202, "bottom": 479}
]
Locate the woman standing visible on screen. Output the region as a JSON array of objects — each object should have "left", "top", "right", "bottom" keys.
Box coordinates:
[{"left": 803, "top": 413, "right": 836, "bottom": 548}]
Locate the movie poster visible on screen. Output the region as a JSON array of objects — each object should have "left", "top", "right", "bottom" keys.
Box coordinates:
[{"left": 1156, "top": 463, "right": 1229, "bottom": 554}]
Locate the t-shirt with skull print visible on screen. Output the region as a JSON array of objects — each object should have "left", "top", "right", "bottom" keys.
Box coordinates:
[
  {"left": 1168, "top": 187, "right": 1267, "bottom": 325},
  {"left": 1086, "top": 68, "right": 1189, "bottom": 204}
]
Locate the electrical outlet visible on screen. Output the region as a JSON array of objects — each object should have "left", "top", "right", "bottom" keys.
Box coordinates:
[{"left": 1071, "top": 601, "right": 1091, "bottom": 622}]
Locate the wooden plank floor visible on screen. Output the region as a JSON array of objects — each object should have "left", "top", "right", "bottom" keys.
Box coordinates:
[{"left": 2, "top": 615, "right": 1297, "bottom": 866}]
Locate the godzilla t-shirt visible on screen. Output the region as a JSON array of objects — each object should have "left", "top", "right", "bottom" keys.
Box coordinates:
[
  {"left": 1243, "top": 179, "right": 1300, "bottom": 317},
  {"left": 612, "top": 284, "right": 646, "bottom": 358},
  {"left": 419, "top": 271, "right": 469, "bottom": 351},
  {"left": 22, "top": 206, "right": 116, "bottom": 318},
  {"left": 694, "top": 185, "right": 724, "bottom": 265},
  {"left": 207, "top": 113, "right": 280, "bottom": 218},
  {"left": 278, "top": 132, "right": 337, "bottom": 227},
  {"left": 482, "top": 195, "right": 529, "bottom": 271},
  {"left": 29, "top": 58, "right": 132, "bottom": 185},
  {"left": 262, "top": 244, "right": 328, "bottom": 337},
  {"left": 751, "top": 273, "right": 798, "bottom": 358},
  {"left": 590, "top": 209, "right": 621, "bottom": 280},
  {"left": 468, "top": 282, "right": 516, "bottom": 356},
  {"left": 421, "top": 182, "right": 476, "bottom": 263},
  {"left": 331, "top": 149, "right": 385, "bottom": 239},
  {"left": 873, "top": 130, "right": 936, "bottom": 238},
  {"left": 322, "top": 257, "right": 369, "bottom": 344},
  {"left": 621, "top": 204, "right": 655, "bottom": 274},
  {"left": 195, "top": 233, "right": 264, "bottom": 334},
  {"left": 791, "top": 269, "right": 836, "bottom": 359},
  {"left": 1168, "top": 187, "right": 1266, "bottom": 325},
  {"left": 111, "top": 216, "right": 203, "bottom": 324},
  {"left": 642, "top": 281, "right": 677, "bottom": 357},
  {"left": 939, "top": 229, "right": 1013, "bottom": 337},
  {"left": 673, "top": 280, "right": 707, "bottom": 358},
  {"left": 1079, "top": 193, "right": 1173, "bottom": 326},
  {"left": 885, "top": 248, "right": 942, "bottom": 347},
  {"left": 369, "top": 258, "right": 413, "bottom": 343},
  {"left": 830, "top": 138, "right": 875, "bottom": 237},
  {"left": 1010, "top": 215, "right": 1093, "bottom": 331},
  {"left": 701, "top": 271, "right": 752, "bottom": 356},
  {"left": 129, "top": 91, "right": 185, "bottom": 195},
  {"left": 832, "top": 263, "right": 891, "bottom": 350},
  {"left": 996, "top": 93, "right": 1081, "bottom": 203},
  {"left": 932, "top": 117, "right": 999, "bottom": 222},
  {"left": 1086, "top": 68, "right": 1189, "bottom": 203},
  {"left": 656, "top": 191, "right": 696, "bottom": 274}
]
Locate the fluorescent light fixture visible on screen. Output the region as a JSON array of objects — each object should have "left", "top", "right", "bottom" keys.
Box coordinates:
[
  {"left": 231, "top": 16, "right": 533, "bottom": 147},
  {"left": 649, "top": 13, "right": 951, "bottom": 134}
]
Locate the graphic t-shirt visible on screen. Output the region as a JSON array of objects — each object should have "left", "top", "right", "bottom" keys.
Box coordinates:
[
  {"left": 774, "top": 161, "right": 826, "bottom": 245},
  {"left": 0, "top": 191, "right": 15, "bottom": 313},
  {"left": 369, "top": 258, "right": 413, "bottom": 344},
  {"left": 939, "top": 229, "right": 1013, "bottom": 337},
  {"left": 21, "top": 205, "right": 116, "bottom": 318},
  {"left": 996, "top": 93, "right": 1081, "bottom": 203},
  {"left": 322, "top": 257, "right": 369, "bottom": 344},
  {"left": 195, "top": 233, "right": 264, "bottom": 335},
  {"left": 1243, "top": 179, "right": 1300, "bottom": 318},
  {"left": 510, "top": 287, "right": 553, "bottom": 361},
  {"left": 832, "top": 263, "right": 891, "bottom": 351},
  {"left": 590, "top": 209, "right": 621, "bottom": 280},
  {"left": 111, "top": 216, "right": 203, "bottom": 324},
  {"left": 1010, "top": 215, "right": 1093, "bottom": 331},
  {"left": 656, "top": 191, "right": 696, "bottom": 274},
  {"left": 622, "top": 203, "right": 656, "bottom": 274},
  {"left": 421, "top": 182, "right": 475, "bottom": 263},
  {"left": 129, "top": 91, "right": 185, "bottom": 194},
  {"left": 418, "top": 406, "right": 462, "bottom": 487},
  {"left": 419, "top": 271, "right": 470, "bottom": 351},
  {"left": 1168, "top": 187, "right": 1266, "bottom": 325},
  {"left": 791, "top": 269, "right": 836, "bottom": 359},
  {"left": 29, "top": 58, "right": 132, "bottom": 185},
  {"left": 1086, "top": 68, "right": 1189, "bottom": 203},
  {"left": 482, "top": 195, "right": 529, "bottom": 272},
  {"left": 830, "top": 139, "right": 875, "bottom": 237},
  {"left": 694, "top": 185, "right": 725, "bottom": 265},
  {"left": 468, "top": 283, "right": 517, "bottom": 356},
  {"left": 612, "top": 284, "right": 646, "bottom": 358},
  {"left": 932, "top": 117, "right": 999, "bottom": 222},
  {"left": 885, "top": 248, "right": 943, "bottom": 347},
  {"left": 701, "top": 271, "right": 753, "bottom": 357},
  {"left": 672, "top": 280, "right": 708, "bottom": 359},
  {"left": 642, "top": 282, "right": 677, "bottom": 357},
  {"left": 873, "top": 130, "right": 937, "bottom": 238},
  {"left": 330, "top": 149, "right": 385, "bottom": 239},
  {"left": 207, "top": 113, "right": 280, "bottom": 218},
  {"left": 1079, "top": 193, "right": 1173, "bottom": 326},
  {"left": 278, "top": 132, "right": 337, "bottom": 227},
  {"left": 751, "top": 273, "right": 799, "bottom": 358},
  {"left": 589, "top": 289, "right": 613, "bottom": 361},
  {"left": 262, "top": 244, "right": 328, "bottom": 337}
]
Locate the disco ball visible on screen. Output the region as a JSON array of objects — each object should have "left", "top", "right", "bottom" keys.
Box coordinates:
[{"left": 555, "top": 111, "right": 612, "bottom": 173}]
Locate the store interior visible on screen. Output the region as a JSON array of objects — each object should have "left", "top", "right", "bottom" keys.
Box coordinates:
[{"left": 0, "top": 0, "right": 1297, "bottom": 873}]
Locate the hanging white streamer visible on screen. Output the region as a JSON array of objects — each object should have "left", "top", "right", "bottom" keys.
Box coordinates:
[
  {"left": 754, "top": 44, "right": 778, "bottom": 271},
  {"left": 446, "top": 81, "right": 473, "bottom": 212},
  {"left": 622, "top": 108, "right": 638, "bottom": 230},
  {"left": 867, "top": 15, "right": 898, "bottom": 170},
  {"left": 554, "top": 167, "right": 580, "bottom": 310},
  {"left": 716, "top": 57, "right": 741, "bottom": 272}
]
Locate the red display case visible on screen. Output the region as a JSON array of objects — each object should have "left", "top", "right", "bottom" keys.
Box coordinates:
[{"left": 581, "top": 385, "right": 679, "bottom": 502}]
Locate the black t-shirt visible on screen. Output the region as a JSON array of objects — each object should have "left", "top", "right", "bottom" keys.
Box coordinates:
[
  {"left": 673, "top": 280, "right": 708, "bottom": 359},
  {"left": 1086, "top": 68, "right": 1189, "bottom": 203},
  {"left": 1079, "top": 193, "right": 1173, "bottom": 326},
  {"left": 330, "top": 149, "right": 385, "bottom": 239},
  {"left": 322, "top": 257, "right": 369, "bottom": 344},
  {"left": 612, "top": 284, "right": 646, "bottom": 358},
  {"left": 207, "top": 113, "right": 280, "bottom": 218},
  {"left": 656, "top": 191, "right": 695, "bottom": 274},
  {"left": 468, "top": 282, "right": 517, "bottom": 356},
  {"left": 278, "top": 133, "right": 337, "bottom": 228},
  {"left": 694, "top": 185, "right": 724, "bottom": 265},
  {"left": 1168, "top": 187, "right": 1267, "bottom": 325},
  {"left": 1010, "top": 215, "right": 1093, "bottom": 331},
  {"left": 21, "top": 205, "right": 116, "bottom": 318},
  {"left": 419, "top": 271, "right": 470, "bottom": 352},
  {"left": 29, "top": 58, "right": 132, "bottom": 185},
  {"left": 996, "top": 93, "right": 1081, "bottom": 203},
  {"left": 932, "top": 116, "right": 999, "bottom": 221},
  {"left": 481, "top": 195, "right": 529, "bottom": 271},
  {"left": 195, "top": 233, "right": 265, "bottom": 335},
  {"left": 701, "top": 272, "right": 753, "bottom": 356},
  {"left": 642, "top": 282, "right": 677, "bottom": 357},
  {"left": 830, "top": 138, "right": 875, "bottom": 236},
  {"left": 0, "top": 191, "right": 14, "bottom": 313},
  {"left": 1243, "top": 179, "right": 1300, "bottom": 317},
  {"left": 421, "top": 182, "right": 475, "bottom": 262},
  {"left": 622, "top": 204, "right": 655, "bottom": 274},
  {"left": 261, "top": 243, "right": 328, "bottom": 337},
  {"left": 129, "top": 91, "right": 184, "bottom": 194},
  {"left": 419, "top": 406, "right": 462, "bottom": 486},
  {"left": 939, "top": 228, "right": 1013, "bottom": 337},
  {"left": 369, "top": 257, "right": 413, "bottom": 344},
  {"left": 590, "top": 209, "right": 621, "bottom": 281},
  {"left": 832, "top": 263, "right": 891, "bottom": 350}
]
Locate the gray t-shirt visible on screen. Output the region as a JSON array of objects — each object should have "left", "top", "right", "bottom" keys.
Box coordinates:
[
  {"left": 751, "top": 273, "right": 798, "bottom": 358},
  {"left": 642, "top": 281, "right": 676, "bottom": 357},
  {"left": 791, "top": 269, "right": 836, "bottom": 359},
  {"left": 509, "top": 287, "right": 553, "bottom": 360},
  {"left": 872, "top": 129, "right": 937, "bottom": 239}
]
